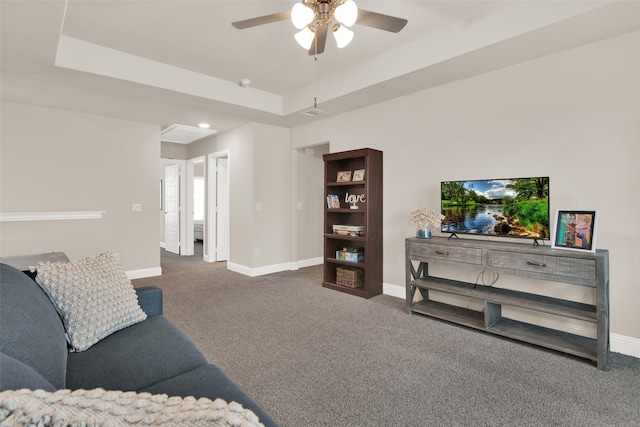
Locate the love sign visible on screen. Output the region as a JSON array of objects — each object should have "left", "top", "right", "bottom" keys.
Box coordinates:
[{"left": 345, "top": 193, "right": 365, "bottom": 209}]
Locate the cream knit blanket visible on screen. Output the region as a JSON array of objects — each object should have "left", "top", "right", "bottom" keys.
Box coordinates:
[{"left": 0, "top": 388, "right": 264, "bottom": 427}]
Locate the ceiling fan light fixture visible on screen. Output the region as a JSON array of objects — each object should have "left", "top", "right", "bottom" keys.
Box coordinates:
[
  {"left": 233, "top": 2, "right": 406, "bottom": 55},
  {"left": 334, "top": 0, "right": 358, "bottom": 27},
  {"left": 291, "top": 2, "right": 314, "bottom": 29},
  {"left": 295, "top": 26, "right": 315, "bottom": 50},
  {"left": 333, "top": 24, "right": 354, "bottom": 48}
]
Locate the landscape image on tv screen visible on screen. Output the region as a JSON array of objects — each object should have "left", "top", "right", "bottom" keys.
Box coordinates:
[{"left": 441, "top": 177, "right": 550, "bottom": 240}]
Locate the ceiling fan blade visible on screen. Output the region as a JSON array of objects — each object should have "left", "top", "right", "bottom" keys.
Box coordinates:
[
  {"left": 308, "top": 23, "right": 328, "bottom": 55},
  {"left": 356, "top": 9, "right": 408, "bottom": 33},
  {"left": 231, "top": 11, "right": 291, "bottom": 29}
]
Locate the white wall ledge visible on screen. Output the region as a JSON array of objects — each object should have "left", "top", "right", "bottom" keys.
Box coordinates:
[{"left": 0, "top": 211, "right": 105, "bottom": 222}]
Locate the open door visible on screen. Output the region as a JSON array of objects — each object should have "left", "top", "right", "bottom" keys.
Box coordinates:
[
  {"left": 206, "top": 152, "right": 230, "bottom": 262},
  {"left": 164, "top": 163, "right": 180, "bottom": 254}
]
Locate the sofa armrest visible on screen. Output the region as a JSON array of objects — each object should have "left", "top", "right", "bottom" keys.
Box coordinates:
[{"left": 135, "top": 286, "right": 163, "bottom": 316}]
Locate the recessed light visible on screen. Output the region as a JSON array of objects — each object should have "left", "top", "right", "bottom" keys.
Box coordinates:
[{"left": 198, "top": 123, "right": 210, "bottom": 129}]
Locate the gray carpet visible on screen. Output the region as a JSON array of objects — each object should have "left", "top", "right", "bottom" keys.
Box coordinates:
[{"left": 133, "top": 244, "right": 640, "bottom": 427}]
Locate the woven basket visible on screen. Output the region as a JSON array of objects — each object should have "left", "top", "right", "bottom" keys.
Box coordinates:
[{"left": 336, "top": 267, "right": 363, "bottom": 288}]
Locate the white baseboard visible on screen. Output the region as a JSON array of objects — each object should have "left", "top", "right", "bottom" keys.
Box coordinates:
[
  {"left": 126, "top": 267, "right": 162, "bottom": 280},
  {"left": 384, "top": 282, "right": 405, "bottom": 299},
  {"left": 227, "top": 261, "right": 291, "bottom": 277},
  {"left": 226, "top": 262, "right": 250, "bottom": 276},
  {"left": 227, "top": 258, "right": 323, "bottom": 277},
  {"left": 611, "top": 333, "right": 640, "bottom": 359},
  {"left": 294, "top": 257, "right": 324, "bottom": 270},
  {"left": 383, "top": 283, "right": 640, "bottom": 360}
]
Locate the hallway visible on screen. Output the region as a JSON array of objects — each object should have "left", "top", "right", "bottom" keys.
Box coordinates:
[{"left": 160, "top": 241, "right": 222, "bottom": 274}]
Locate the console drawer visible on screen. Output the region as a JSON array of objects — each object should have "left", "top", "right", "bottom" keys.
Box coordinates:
[
  {"left": 409, "top": 243, "right": 482, "bottom": 266},
  {"left": 487, "top": 250, "right": 596, "bottom": 281}
]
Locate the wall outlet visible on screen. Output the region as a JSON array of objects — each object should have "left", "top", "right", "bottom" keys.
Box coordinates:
[
  {"left": 113, "top": 253, "right": 120, "bottom": 261},
  {"left": 132, "top": 203, "right": 143, "bottom": 212},
  {"left": 255, "top": 248, "right": 261, "bottom": 257}
]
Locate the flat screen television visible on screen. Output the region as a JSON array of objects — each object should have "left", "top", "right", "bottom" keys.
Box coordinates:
[{"left": 441, "top": 177, "right": 550, "bottom": 241}]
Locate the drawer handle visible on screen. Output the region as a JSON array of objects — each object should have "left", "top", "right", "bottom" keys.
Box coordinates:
[
  {"left": 435, "top": 250, "right": 449, "bottom": 256},
  {"left": 527, "top": 261, "right": 547, "bottom": 267}
]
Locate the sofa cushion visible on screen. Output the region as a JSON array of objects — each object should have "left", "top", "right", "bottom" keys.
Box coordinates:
[
  {"left": 0, "top": 388, "right": 265, "bottom": 426},
  {"left": 135, "top": 285, "right": 163, "bottom": 317},
  {"left": 66, "top": 315, "right": 207, "bottom": 391},
  {"left": 35, "top": 252, "right": 147, "bottom": 352},
  {"left": 0, "top": 353, "right": 55, "bottom": 392},
  {"left": 141, "top": 364, "right": 279, "bottom": 427},
  {"left": 0, "top": 263, "right": 68, "bottom": 389}
]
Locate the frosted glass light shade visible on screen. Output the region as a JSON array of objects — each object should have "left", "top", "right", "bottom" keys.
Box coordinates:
[
  {"left": 295, "top": 27, "right": 315, "bottom": 49},
  {"left": 333, "top": 25, "right": 354, "bottom": 48},
  {"left": 291, "top": 3, "right": 314, "bottom": 29},
  {"left": 334, "top": 0, "right": 358, "bottom": 27}
]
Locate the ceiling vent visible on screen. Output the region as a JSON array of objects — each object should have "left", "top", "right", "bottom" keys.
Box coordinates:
[
  {"left": 299, "top": 108, "right": 326, "bottom": 117},
  {"left": 161, "top": 124, "right": 217, "bottom": 144}
]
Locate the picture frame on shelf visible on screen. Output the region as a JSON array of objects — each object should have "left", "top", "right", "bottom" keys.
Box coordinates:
[
  {"left": 326, "top": 194, "right": 340, "bottom": 209},
  {"left": 352, "top": 169, "right": 365, "bottom": 181},
  {"left": 336, "top": 170, "right": 352, "bottom": 182},
  {"left": 552, "top": 209, "right": 598, "bottom": 253}
]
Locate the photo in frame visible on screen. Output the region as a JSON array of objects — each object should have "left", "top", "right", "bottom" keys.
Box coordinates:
[
  {"left": 326, "top": 194, "right": 340, "bottom": 209},
  {"left": 352, "top": 169, "right": 365, "bottom": 181},
  {"left": 337, "top": 171, "right": 352, "bottom": 182},
  {"left": 552, "top": 210, "right": 598, "bottom": 253}
]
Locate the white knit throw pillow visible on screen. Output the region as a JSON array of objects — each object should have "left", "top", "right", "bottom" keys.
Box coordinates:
[
  {"left": 0, "top": 388, "right": 264, "bottom": 426},
  {"left": 35, "top": 252, "right": 147, "bottom": 352}
]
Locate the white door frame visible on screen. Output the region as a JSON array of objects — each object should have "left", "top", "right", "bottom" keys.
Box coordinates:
[
  {"left": 184, "top": 156, "right": 205, "bottom": 257},
  {"left": 205, "top": 150, "right": 230, "bottom": 263},
  {"left": 215, "top": 156, "right": 230, "bottom": 261},
  {"left": 161, "top": 158, "right": 187, "bottom": 255}
]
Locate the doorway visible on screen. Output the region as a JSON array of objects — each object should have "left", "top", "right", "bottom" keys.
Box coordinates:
[
  {"left": 183, "top": 156, "right": 205, "bottom": 257},
  {"left": 162, "top": 159, "right": 186, "bottom": 255},
  {"left": 161, "top": 153, "right": 229, "bottom": 262}
]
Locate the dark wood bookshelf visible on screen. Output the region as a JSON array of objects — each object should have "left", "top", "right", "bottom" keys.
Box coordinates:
[{"left": 323, "top": 148, "right": 382, "bottom": 298}]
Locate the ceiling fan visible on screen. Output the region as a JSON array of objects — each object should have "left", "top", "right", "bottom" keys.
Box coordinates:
[{"left": 231, "top": 0, "right": 408, "bottom": 55}]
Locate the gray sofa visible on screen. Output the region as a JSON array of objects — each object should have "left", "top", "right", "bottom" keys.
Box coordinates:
[{"left": 0, "top": 261, "right": 278, "bottom": 426}]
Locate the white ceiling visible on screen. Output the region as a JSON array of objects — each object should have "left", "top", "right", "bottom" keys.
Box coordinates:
[{"left": 2, "top": 1, "right": 639, "bottom": 136}]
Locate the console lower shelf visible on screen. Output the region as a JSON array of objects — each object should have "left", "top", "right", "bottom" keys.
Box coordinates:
[
  {"left": 489, "top": 318, "right": 597, "bottom": 361},
  {"left": 410, "top": 300, "right": 597, "bottom": 361},
  {"left": 411, "top": 299, "right": 485, "bottom": 329}
]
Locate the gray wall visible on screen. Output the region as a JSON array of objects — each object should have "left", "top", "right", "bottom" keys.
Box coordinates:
[
  {"left": 0, "top": 102, "right": 160, "bottom": 274},
  {"left": 291, "top": 31, "right": 640, "bottom": 346},
  {"left": 187, "top": 123, "right": 292, "bottom": 271}
]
